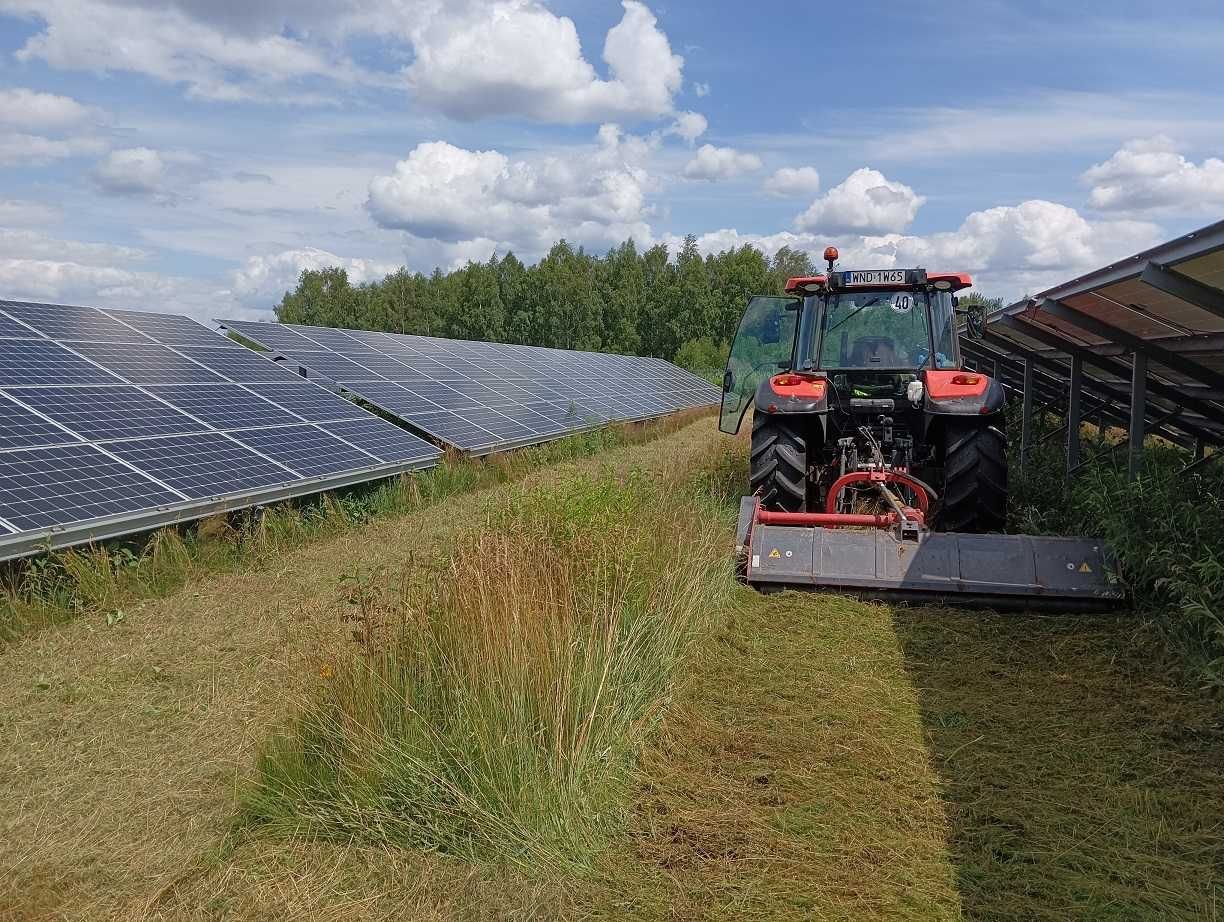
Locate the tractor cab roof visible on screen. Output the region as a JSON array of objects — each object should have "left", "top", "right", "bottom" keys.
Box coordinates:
[{"left": 784, "top": 270, "right": 972, "bottom": 295}]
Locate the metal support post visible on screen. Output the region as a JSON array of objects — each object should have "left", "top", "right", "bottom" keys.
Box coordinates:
[
  {"left": 1021, "top": 358, "right": 1035, "bottom": 465},
  {"left": 1066, "top": 353, "right": 1083, "bottom": 475},
  {"left": 1128, "top": 352, "right": 1147, "bottom": 481}
]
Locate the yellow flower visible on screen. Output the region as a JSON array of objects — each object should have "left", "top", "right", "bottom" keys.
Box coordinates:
[{"left": 319, "top": 662, "right": 334, "bottom": 679}]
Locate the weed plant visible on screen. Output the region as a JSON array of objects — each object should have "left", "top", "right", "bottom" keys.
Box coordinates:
[
  {"left": 1011, "top": 412, "right": 1224, "bottom": 684},
  {"left": 239, "top": 469, "right": 734, "bottom": 871},
  {"left": 0, "top": 411, "right": 709, "bottom": 647}
]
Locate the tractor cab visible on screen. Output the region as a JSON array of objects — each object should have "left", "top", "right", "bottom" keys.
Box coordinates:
[{"left": 719, "top": 258, "right": 976, "bottom": 436}]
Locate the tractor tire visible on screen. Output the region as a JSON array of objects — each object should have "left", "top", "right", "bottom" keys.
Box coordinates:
[
  {"left": 938, "top": 422, "right": 1007, "bottom": 533},
  {"left": 750, "top": 413, "right": 808, "bottom": 512}
]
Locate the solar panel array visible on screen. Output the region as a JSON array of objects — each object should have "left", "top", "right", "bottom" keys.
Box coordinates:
[
  {"left": 0, "top": 300, "right": 441, "bottom": 560},
  {"left": 218, "top": 320, "right": 721, "bottom": 454}
]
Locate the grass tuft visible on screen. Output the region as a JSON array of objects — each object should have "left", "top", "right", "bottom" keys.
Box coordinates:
[{"left": 239, "top": 467, "right": 734, "bottom": 871}]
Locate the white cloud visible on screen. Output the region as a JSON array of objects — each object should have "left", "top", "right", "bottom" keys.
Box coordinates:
[
  {"left": 668, "top": 111, "right": 708, "bottom": 144},
  {"left": 682, "top": 144, "right": 762, "bottom": 181},
  {"left": 91, "top": 147, "right": 205, "bottom": 199},
  {"left": 0, "top": 133, "right": 105, "bottom": 166},
  {"left": 0, "top": 228, "right": 148, "bottom": 266},
  {"left": 763, "top": 166, "right": 821, "bottom": 199},
  {"left": 230, "top": 247, "right": 398, "bottom": 307},
  {"left": 795, "top": 168, "right": 924, "bottom": 234},
  {"left": 694, "top": 82, "right": 710, "bottom": 98},
  {"left": 0, "top": 199, "right": 62, "bottom": 226},
  {"left": 5, "top": 0, "right": 373, "bottom": 103},
  {"left": 0, "top": 87, "right": 95, "bottom": 130},
  {"left": 668, "top": 200, "right": 1161, "bottom": 302},
  {"left": 367, "top": 125, "right": 656, "bottom": 257},
  {"left": 1082, "top": 135, "right": 1224, "bottom": 214},
  {"left": 406, "top": 0, "right": 683, "bottom": 123}
]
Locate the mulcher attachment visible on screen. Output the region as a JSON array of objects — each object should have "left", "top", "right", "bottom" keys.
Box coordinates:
[{"left": 735, "top": 496, "right": 1123, "bottom": 612}]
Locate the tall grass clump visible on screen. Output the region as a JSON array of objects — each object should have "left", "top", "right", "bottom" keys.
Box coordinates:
[
  {"left": 240, "top": 469, "right": 733, "bottom": 869},
  {"left": 1011, "top": 417, "right": 1224, "bottom": 683}
]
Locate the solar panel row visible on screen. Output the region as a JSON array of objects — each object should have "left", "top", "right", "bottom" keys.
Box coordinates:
[
  {"left": 220, "top": 320, "right": 720, "bottom": 453},
  {"left": 0, "top": 300, "right": 441, "bottom": 559}
]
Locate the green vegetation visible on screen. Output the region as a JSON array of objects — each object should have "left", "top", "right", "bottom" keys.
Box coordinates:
[
  {"left": 272, "top": 238, "right": 816, "bottom": 374},
  {"left": 0, "top": 411, "right": 707, "bottom": 649},
  {"left": 241, "top": 469, "right": 732, "bottom": 871},
  {"left": 1011, "top": 411, "right": 1224, "bottom": 685}
]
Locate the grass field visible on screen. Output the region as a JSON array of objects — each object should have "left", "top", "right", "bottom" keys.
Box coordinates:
[{"left": 2, "top": 417, "right": 1221, "bottom": 921}]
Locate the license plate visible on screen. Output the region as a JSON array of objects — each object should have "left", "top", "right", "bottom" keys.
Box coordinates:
[{"left": 843, "top": 269, "right": 906, "bottom": 286}]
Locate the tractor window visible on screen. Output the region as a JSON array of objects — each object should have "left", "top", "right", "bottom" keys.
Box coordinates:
[
  {"left": 719, "top": 295, "right": 799, "bottom": 434},
  {"left": 815, "top": 290, "right": 952, "bottom": 370},
  {"left": 927, "top": 291, "right": 958, "bottom": 369}
]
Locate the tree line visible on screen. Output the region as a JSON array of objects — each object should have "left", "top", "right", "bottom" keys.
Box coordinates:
[{"left": 274, "top": 236, "right": 818, "bottom": 375}]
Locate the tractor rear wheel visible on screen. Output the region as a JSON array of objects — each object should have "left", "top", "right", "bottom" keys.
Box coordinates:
[
  {"left": 750, "top": 413, "right": 807, "bottom": 512},
  {"left": 938, "top": 422, "right": 1007, "bottom": 533}
]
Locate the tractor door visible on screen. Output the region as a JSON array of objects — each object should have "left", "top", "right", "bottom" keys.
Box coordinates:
[{"left": 719, "top": 295, "right": 801, "bottom": 434}]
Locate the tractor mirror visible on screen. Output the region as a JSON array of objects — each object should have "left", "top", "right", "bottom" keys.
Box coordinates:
[{"left": 956, "top": 304, "right": 986, "bottom": 340}]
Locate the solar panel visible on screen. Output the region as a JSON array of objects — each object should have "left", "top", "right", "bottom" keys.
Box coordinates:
[
  {"left": 7, "top": 386, "right": 207, "bottom": 441},
  {"left": 0, "top": 392, "right": 82, "bottom": 449},
  {"left": 219, "top": 318, "right": 720, "bottom": 454},
  {"left": 241, "top": 382, "right": 369, "bottom": 422},
  {"left": 104, "top": 432, "right": 300, "bottom": 499},
  {"left": 0, "top": 300, "right": 145, "bottom": 342},
  {"left": 319, "top": 418, "right": 441, "bottom": 464},
  {"left": 66, "top": 341, "right": 228, "bottom": 385},
  {"left": 173, "top": 346, "right": 304, "bottom": 383},
  {"left": 0, "top": 443, "right": 184, "bottom": 531},
  {"left": 145, "top": 384, "right": 303, "bottom": 430},
  {"left": 0, "top": 306, "right": 42, "bottom": 339},
  {"left": 0, "top": 340, "right": 124, "bottom": 386},
  {"left": 230, "top": 424, "right": 381, "bottom": 477},
  {"left": 102, "top": 308, "right": 242, "bottom": 349},
  {"left": 0, "top": 301, "right": 443, "bottom": 562}
]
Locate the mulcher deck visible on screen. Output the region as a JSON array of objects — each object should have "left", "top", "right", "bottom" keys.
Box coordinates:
[{"left": 735, "top": 498, "right": 1123, "bottom": 611}]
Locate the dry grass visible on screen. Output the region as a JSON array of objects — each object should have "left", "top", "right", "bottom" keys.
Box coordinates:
[
  {"left": 240, "top": 470, "right": 732, "bottom": 870},
  {"left": 2, "top": 414, "right": 1222, "bottom": 920}
]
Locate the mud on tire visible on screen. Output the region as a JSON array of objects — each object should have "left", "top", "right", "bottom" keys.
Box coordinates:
[{"left": 750, "top": 413, "right": 808, "bottom": 512}]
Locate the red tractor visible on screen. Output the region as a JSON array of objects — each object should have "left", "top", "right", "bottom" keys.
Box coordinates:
[{"left": 721, "top": 247, "right": 1117, "bottom": 609}]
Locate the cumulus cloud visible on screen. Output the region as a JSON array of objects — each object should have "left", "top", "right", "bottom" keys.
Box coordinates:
[
  {"left": 795, "top": 168, "right": 924, "bottom": 234},
  {"left": 91, "top": 147, "right": 204, "bottom": 198},
  {"left": 668, "top": 111, "right": 708, "bottom": 144},
  {"left": 230, "top": 247, "right": 398, "bottom": 306},
  {"left": 367, "top": 124, "right": 656, "bottom": 256},
  {"left": 406, "top": 0, "right": 683, "bottom": 123},
  {"left": 682, "top": 144, "right": 762, "bottom": 181},
  {"left": 5, "top": 0, "right": 375, "bottom": 103},
  {"left": 1082, "top": 135, "right": 1224, "bottom": 214},
  {"left": 669, "top": 200, "right": 1161, "bottom": 302},
  {"left": 0, "top": 87, "right": 95, "bottom": 130},
  {"left": 7, "top": 0, "right": 688, "bottom": 122},
  {"left": 763, "top": 166, "right": 821, "bottom": 199},
  {"left": 0, "top": 86, "right": 104, "bottom": 165}
]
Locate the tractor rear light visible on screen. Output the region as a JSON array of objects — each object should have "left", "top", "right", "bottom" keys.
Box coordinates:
[
  {"left": 951, "top": 374, "right": 981, "bottom": 386},
  {"left": 769, "top": 373, "right": 827, "bottom": 400}
]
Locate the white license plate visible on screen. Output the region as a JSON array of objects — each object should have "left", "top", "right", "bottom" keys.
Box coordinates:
[{"left": 843, "top": 269, "right": 906, "bottom": 286}]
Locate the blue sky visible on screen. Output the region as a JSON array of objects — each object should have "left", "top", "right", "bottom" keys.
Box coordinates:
[{"left": 1, "top": 0, "right": 1221, "bottom": 321}]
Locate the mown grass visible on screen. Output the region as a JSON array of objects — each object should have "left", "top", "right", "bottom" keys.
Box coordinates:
[
  {"left": 0, "top": 410, "right": 709, "bottom": 650},
  {"left": 1010, "top": 409, "right": 1224, "bottom": 686},
  {"left": 238, "top": 466, "right": 735, "bottom": 872}
]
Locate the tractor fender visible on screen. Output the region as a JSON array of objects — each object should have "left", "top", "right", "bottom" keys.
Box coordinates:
[
  {"left": 921, "top": 372, "right": 1006, "bottom": 417},
  {"left": 752, "top": 377, "right": 829, "bottom": 438}
]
